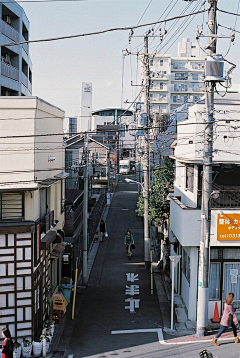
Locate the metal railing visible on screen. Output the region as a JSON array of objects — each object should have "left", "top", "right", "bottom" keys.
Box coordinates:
[
  {"left": 197, "top": 190, "right": 240, "bottom": 208},
  {"left": 1, "top": 20, "right": 19, "bottom": 42},
  {"left": 21, "top": 72, "right": 28, "bottom": 88},
  {"left": 1, "top": 62, "right": 19, "bottom": 81},
  {"left": 88, "top": 194, "right": 106, "bottom": 250}
]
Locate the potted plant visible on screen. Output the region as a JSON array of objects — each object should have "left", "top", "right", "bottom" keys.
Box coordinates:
[
  {"left": 13, "top": 342, "right": 21, "bottom": 358},
  {"left": 32, "top": 338, "right": 42, "bottom": 357},
  {"left": 21, "top": 340, "right": 32, "bottom": 358}
]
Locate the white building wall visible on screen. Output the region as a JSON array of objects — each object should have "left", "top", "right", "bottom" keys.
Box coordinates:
[
  {"left": 78, "top": 82, "right": 92, "bottom": 132},
  {"left": 177, "top": 38, "right": 200, "bottom": 57},
  {"left": 0, "top": 97, "right": 65, "bottom": 184}
]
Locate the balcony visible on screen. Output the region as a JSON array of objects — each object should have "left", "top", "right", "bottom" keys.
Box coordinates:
[
  {"left": 1, "top": 20, "right": 19, "bottom": 42},
  {"left": 21, "top": 35, "right": 29, "bottom": 54},
  {"left": 197, "top": 187, "right": 240, "bottom": 208},
  {"left": 191, "top": 86, "right": 205, "bottom": 92},
  {"left": 172, "top": 86, "right": 188, "bottom": 93},
  {"left": 171, "top": 64, "right": 187, "bottom": 71},
  {"left": 151, "top": 96, "right": 168, "bottom": 103},
  {"left": 21, "top": 72, "right": 28, "bottom": 88},
  {"left": 65, "top": 201, "right": 83, "bottom": 237},
  {"left": 170, "top": 196, "right": 201, "bottom": 246},
  {"left": 191, "top": 63, "right": 205, "bottom": 71},
  {"left": 40, "top": 210, "right": 55, "bottom": 234},
  {"left": 150, "top": 72, "right": 168, "bottom": 80},
  {"left": 1, "top": 62, "right": 19, "bottom": 81}
]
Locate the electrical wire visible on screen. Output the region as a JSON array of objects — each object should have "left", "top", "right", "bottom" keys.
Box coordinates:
[{"left": 0, "top": 9, "right": 208, "bottom": 48}]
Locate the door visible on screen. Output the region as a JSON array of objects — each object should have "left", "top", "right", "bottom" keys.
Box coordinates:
[{"left": 223, "top": 263, "right": 240, "bottom": 309}]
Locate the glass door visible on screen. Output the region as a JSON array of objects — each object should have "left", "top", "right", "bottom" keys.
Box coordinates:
[{"left": 223, "top": 263, "right": 240, "bottom": 309}]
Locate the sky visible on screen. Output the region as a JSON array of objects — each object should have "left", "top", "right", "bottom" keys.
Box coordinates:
[{"left": 17, "top": 0, "right": 240, "bottom": 121}]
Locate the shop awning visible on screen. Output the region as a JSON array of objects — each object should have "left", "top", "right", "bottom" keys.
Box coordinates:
[
  {"left": 40, "top": 230, "right": 56, "bottom": 250},
  {"left": 50, "top": 242, "right": 66, "bottom": 258}
]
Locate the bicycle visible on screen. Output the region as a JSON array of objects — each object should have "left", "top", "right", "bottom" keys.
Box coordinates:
[{"left": 126, "top": 243, "right": 132, "bottom": 259}]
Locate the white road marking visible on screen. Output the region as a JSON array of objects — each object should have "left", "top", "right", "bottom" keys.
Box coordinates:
[{"left": 111, "top": 328, "right": 237, "bottom": 345}]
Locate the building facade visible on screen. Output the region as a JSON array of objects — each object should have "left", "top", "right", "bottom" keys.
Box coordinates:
[
  {"left": 169, "top": 95, "right": 240, "bottom": 321},
  {"left": 0, "top": 97, "right": 67, "bottom": 340},
  {"left": 0, "top": 1, "right": 32, "bottom": 96},
  {"left": 141, "top": 38, "right": 205, "bottom": 116}
]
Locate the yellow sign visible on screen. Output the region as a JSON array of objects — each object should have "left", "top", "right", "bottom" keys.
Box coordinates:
[{"left": 217, "top": 213, "right": 240, "bottom": 241}]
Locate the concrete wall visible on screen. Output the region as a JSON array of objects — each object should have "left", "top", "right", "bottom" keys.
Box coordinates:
[{"left": 0, "top": 97, "right": 65, "bottom": 184}]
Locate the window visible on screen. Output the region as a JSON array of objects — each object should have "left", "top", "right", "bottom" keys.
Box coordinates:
[
  {"left": 160, "top": 59, "right": 163, "bottom": 66},
  {"left": 175, "top": 73, "right": 188, "bottom": 80},
  {"left": 150, "top": 59, "right": 153, "bottom": 66},
  {"left": 182, "top": 249, "right": 190, "bottom": 284},
  {"left": 192, "top": 73, "right": 198, "bottom": 80},
  {"left": 209, "top": 263, "right": 220, "bottom": 299},
  {"left": 191, "top": 45, "right": 196, "bottom": 49},
  {"left": 186, "top": 165, "right": 194, "bottom": 192},
  {"left": 160, "top": 82, "right": 164, "bottom": 89},
  {"left": 0, "top": 192, "right": 23, "bottom": 220},
  {"left": 172, "top": 96, "right": 177, "bottom": 103},
  {"left": 95, "top": 152, "right": 99, "bottom": 159},
  {"left": 69, "top": 118, "right": 77, "bottom": 136},
  {"left": 65, "top": 151, "right": 72, "bottom": 170}
]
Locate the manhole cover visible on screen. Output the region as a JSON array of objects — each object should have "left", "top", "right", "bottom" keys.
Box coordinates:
[{"left": 52, "top": 351, "right": 65, "bottom": 357}]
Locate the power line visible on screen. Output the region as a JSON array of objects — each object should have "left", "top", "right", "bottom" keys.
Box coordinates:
[{"left": 0, "top": 9, "right": 208, "bottom": 48}]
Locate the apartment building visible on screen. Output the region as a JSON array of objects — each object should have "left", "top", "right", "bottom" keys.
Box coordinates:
[
  {"left": 144, "top": 38, "right": 205, "bottom": 116},
  {"left": 169, "top": 95, "right": 240, "bottom": 322},
  {"left": 0, "top": 1, "right": 32, "bottom": 96},
  {"left": 0, "top": 97, "right": 67, "bottom": 340}
]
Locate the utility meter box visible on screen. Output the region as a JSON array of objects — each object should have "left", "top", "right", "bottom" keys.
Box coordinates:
[{"left": 205, "top": 55, "right": 225, "bottom": 82}]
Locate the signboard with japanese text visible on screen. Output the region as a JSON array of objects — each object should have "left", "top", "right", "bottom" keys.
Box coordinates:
[{"left": 217, "top": 213, "right": 240, "bottom": 241}]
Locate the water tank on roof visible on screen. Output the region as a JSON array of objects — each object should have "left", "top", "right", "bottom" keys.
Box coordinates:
[{"left": 205, "top": 55, "right": 225, "bottom": 82}]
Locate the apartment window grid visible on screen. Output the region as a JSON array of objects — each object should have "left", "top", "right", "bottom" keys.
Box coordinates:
[{"left": 69, "top": 118, "right": 77, "bottom": 135}]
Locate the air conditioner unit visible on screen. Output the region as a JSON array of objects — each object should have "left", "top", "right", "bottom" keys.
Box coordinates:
[{"left": 3, "top": 16, "right": 11, "bottom": 25}]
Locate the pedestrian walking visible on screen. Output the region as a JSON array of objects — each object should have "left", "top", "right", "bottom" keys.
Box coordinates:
[
  {"left": 100, "top": 219, "right": 105, "bottom": 242},
  {"left": 1, "top": 327, "right": 13, "bottom": 358},
  {"left": 212, "top": 292, "right": 240, "bottom": 346}
]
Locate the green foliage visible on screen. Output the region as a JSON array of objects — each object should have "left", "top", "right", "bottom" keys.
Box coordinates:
[{"left": 136, "top": 157, "right": 174, "bottom": 224}]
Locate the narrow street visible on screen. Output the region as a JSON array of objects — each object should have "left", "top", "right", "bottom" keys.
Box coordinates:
[
  {"left": 54, "top": 177, "right": 162, "bottom": 357},
  {"left": 50, "top": 178, "right": 240, "bottom": 358}
]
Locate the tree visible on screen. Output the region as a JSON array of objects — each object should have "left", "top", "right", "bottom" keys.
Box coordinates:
[
  {"left": 136, "top": 156, "right": 174, "bottom": 273},
  {"left": 136, "top": 156, "right": 174, "bottom": 224}
]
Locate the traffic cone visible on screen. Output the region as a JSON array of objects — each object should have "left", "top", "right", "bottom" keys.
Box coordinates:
[{"left": 212, "top": 302, "right": 220, "bottom": 323}]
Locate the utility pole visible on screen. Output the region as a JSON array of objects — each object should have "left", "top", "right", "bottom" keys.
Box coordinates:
[
  {"left": 107, "top": 147, "right": 111, "bottom": 206},
  {"left": 197, "top": 0, "right": 217, "bottom": 337},
  {"left": 82, "top": 132, "right": 89, "bottom": 286},
  {"left": 143, "top": 34, "right": 150, "bottom": 266}
]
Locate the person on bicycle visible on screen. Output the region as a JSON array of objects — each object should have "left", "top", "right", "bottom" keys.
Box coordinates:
[{"left": 124, "top": 231, "right": 134, "bottom": 254}]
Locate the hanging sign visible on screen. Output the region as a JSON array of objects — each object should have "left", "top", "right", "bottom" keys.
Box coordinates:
[{"left": 217, "top": 214, "right": 240, "bottom": 241}]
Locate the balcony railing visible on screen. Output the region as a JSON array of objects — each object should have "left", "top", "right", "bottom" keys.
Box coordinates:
[
  {"left": 21, "top": 72, "right": 28, "bottom": 88},
  {"left": 197, "top": 190, "right": 240, "bottom": 208},
  {"left": 172, "top": 87, "right": 188, "bottom": 92},
  {"left": 21, "top": 35, "right": 29, "bottom": 54},
  {"left": 65, "top": 201, "right": 83, "bottom": 237},
  {"left": 192, "top": 87, "right": 204, "bottom": 92},
  {"left": 1, "top": 20, "right": 19, "bottom": 42},
  {"left": 1, "top": 62, "right": 19, "bottom": 81}
]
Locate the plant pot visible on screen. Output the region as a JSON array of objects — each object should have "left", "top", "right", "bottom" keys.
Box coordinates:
[
  {"left": 13, "top": 343, "right": 21, "bottom": 358},
  {"left": 32, "top": 341, "right": 42, "bottom": 357},
  {"left": 21, "top": 341, "right": 32, "bottom": 358}
]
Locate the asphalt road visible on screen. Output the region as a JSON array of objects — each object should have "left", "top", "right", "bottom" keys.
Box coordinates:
[{"left": 55, "top": 177, "right": 240, "bottom": 358}]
